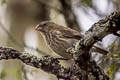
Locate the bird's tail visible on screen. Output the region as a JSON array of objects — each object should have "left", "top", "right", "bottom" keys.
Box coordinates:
[{"left": 92, "top": 46, "right": 109, "bottom": 55}]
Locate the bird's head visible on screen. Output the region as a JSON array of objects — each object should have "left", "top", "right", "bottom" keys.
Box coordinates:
[{"left": 35, "top": 21, "right": 59, "bottom": 33}]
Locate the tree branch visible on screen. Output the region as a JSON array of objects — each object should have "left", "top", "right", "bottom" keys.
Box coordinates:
[
  {"left": 0, "top": 11, "right": 120, "bottom": 80},
  {"left": 68, "top": 11, "right": 120, "bottom": 61},
  {"left": 0, "top": 46, "right": 109, "bottom": 80}
]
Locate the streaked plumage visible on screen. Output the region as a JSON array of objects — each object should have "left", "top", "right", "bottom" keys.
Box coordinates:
[{"left": 35, "top": 21, "right": 108, "bottom": 59}]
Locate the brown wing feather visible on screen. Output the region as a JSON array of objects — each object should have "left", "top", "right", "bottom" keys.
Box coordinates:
[{"left": 59, "top": 26, "right": 83, "bottom": 40}]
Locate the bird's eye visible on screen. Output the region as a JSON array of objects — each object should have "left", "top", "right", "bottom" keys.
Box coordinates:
[{"left": 42, "top": 23, "right": 47, "bottom": 26}]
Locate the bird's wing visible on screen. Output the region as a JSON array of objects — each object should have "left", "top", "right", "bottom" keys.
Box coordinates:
[{"left": 60, "top": 26, "right": 83, "bottom": 40}]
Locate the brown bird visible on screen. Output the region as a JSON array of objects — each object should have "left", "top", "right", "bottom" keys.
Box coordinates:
[{"left": 35, "top": 21, "right": 108, "bottom": 59}]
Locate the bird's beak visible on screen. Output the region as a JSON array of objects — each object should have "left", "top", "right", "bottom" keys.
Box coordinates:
[{"left": 35, "top": 24, "right": 42, "bottom": 31}]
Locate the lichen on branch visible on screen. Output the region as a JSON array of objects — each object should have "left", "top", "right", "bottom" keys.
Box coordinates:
[
  {"left": 68, "top": 11, "right": 120, "bottom": 61},
  {"left": 0, "top": 11, "right": 120, "bottom": 80}
]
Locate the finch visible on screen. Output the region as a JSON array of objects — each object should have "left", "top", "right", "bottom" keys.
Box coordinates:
[{"left": 35, "top": 21, "right": 108, "bottom": 59}]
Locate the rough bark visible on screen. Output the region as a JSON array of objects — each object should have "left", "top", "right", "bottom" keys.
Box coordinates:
[
  {"left": 0, "top": 11, "right": 120, "bottom": 80},
  {"left": 0, "top": 47, "right": 109, "bottom": 80}
]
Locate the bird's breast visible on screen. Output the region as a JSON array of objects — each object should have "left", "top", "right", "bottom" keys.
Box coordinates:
[{"left": 45, "top": 34, "right": 78, "bottom": 59}]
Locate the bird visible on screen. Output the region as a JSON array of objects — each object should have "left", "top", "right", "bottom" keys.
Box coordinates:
[{"left": 35, "top": 21, "right": 108, "bottom": 59}]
